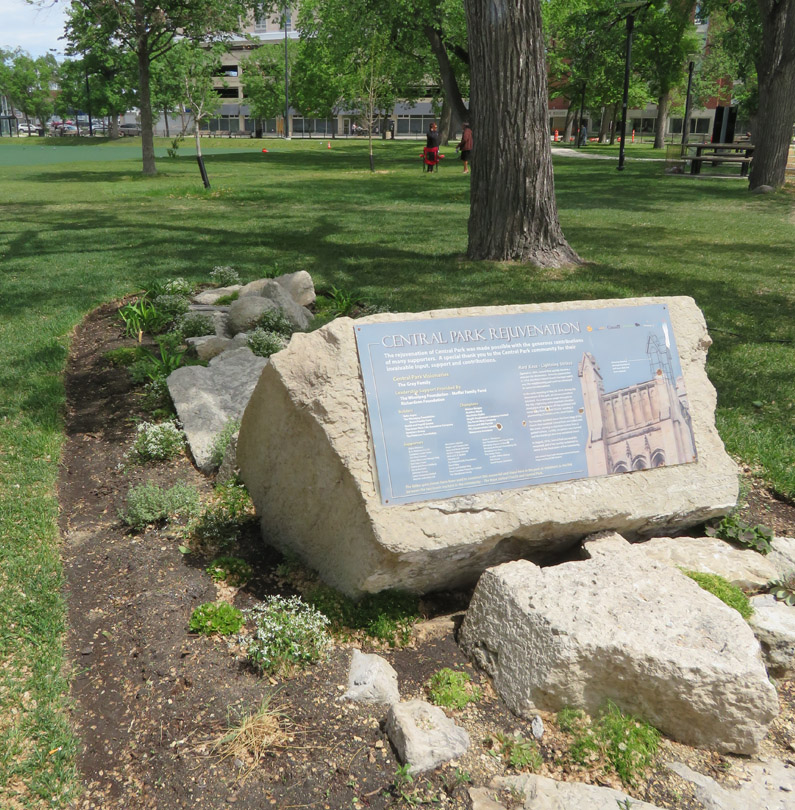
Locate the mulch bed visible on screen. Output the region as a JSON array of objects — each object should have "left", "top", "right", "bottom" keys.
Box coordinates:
[{"left": 59, "top": 302, "right": 795, "bottom": 810}]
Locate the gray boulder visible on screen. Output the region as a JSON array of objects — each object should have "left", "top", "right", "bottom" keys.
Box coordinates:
[
  {"left": 193, "top": 285, "right": 241, "bottom": 305},
  {"left": 385, "top": 700, "right": 470, "bottom": 774},
  {"left": 227, "top": 296, "right": 281, "bottom": 336},
  {"left": 635, "top": 535, "right": 777, "bottom": 591},
  {"left": 274, "top": 270, "right": 316, "bottom": 307},
  {"left": 167, "top": 347, "right": 268, "bottom": 472},
  {"left": 186, "top": 334, "right": 248, "bottom": 363},
  {"left": 459, "top": 532, "right": 778, "bottom": 754},
  {"left": 749, "top": 594, "right": 795, "bottom": 678},
  {"left": 343, "top": 649, "right": 400, "bottom": 704}
]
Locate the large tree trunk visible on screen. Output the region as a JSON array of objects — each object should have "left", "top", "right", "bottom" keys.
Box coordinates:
[
  {"left": 439, "top": 98, "right": 452, "bottom": 145},
  {"left": 609, "top": 104, "right": 619, "bottom": 145},
  {"left": 463, "top": 0, "right": 580, "bottom": 266},
  {"left": 749, "top": 0, "right": 795, "bottom": 189},
  {"left": 134, "top": 0, "right": 156, "bottom": 176},
  {"left": 598, "top": 107, "right": 610, "bottom": 143},
  {"left": 654, "top": 89, "right": 671, "bottom": 149},
  {"left": 563, "top": 105, "right": 575, "bottom": 142},
  {"left": 424, "top": 25, "right": 469, "bottom": 126}
]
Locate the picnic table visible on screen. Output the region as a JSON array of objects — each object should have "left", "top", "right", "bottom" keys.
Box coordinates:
[{"left": 686, "top": 142, "right": 755, "bottom": 176}]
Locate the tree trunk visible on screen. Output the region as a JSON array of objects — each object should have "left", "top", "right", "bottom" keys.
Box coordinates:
[
  {"left": 424, "top": 25, "right": 469, "bottom": 125},
  {"left": 598, "top": 107, "right": 610, "bottom": 143},
  {"left": 164, "top": 107, "right": 170, "bottom": 138},
  {"left": 134, "top": 8, "right": 156, "bottom": 175},
  {"left": 609, "top": 104, "right": 619, "bottom": 145},
  {"left": 439, "top": 98, "right": 452, "bottom": 145},
  {"left": 463, "top": 0, "right": 580, "bottom": 266},
  {"left": 563, "top": 105, "right": 574, "bottom": 142},
  {"left": 749, "top": 0, "right": 795, "bottom": 189},
  {"left": 654, "top": 89, "right": 671, "bottom": 149}
]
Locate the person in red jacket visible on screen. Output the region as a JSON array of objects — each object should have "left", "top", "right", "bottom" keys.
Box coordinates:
[{"left": 456, "top": 122, "right": 473, "bottom": 174}]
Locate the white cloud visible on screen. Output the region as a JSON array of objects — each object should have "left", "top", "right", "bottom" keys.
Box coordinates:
[{"left": 0, "top": 0, "right": 68, "bottom": 58}]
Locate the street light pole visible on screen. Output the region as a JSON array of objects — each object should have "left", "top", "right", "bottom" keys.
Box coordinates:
[
  {"left": 84, "top": 62, "right": 93, "bottom": 136},
  {"left": 283, "top": 5, "right": 290, "bottom": 140},
  {"left": 617, "top": 12, "right": 635, "bottom": 171}
]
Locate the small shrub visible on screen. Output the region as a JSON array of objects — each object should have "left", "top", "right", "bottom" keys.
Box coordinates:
[
  {"left": 122, "top": 481, "right": 200, "bottom": 530},
  {"left": 153, "top": 293, "right": 190, "bottom": 321},
  {"left": 488, "top": 732, "right": 543, "bottom": 772},
  {"left": 214, "top": 291, "right": 239, "bottom": 305},
  {"left": 140, "top": 378, "right": 173, "bottom": 414},
  {"left": 118, "top": 297, "right": 171, "bottom": 339},
  {"left": 246, "top": 595, "right": 331, "bottom": 674},
  {"left": 248, "top": 328, "right": 286, "bottom": 358},
  {"left": 160, "top": 277, "right": 194, "bottom": 297},
  {"left": 705, "top": 515, "right": 774, "bottom": 555},
  {"left": 177, "top": 312, "right": 215, "bottom": 339},
  {"left": 206, "top": 555, "right": 253, "bottom": 587},
  {"left": 130, "top": 342, "right": 185, "bottom": 384},
  {"left": 166, "top": 136, "right": 183, "bottom": 159},
  {"left": 256, "top": 308, "right": 294, "bottom": 337},
  {"left": 306, "top": 585, "right": 419, "bottom": 646},
  {"left": 209, "top": 419, "right": 240, "bottom": 469},
  {"left": 104, "top": 346, "right": 149, "bottom": 367},
  {"left": 768, "top": 572, "right": 795, "bottom": 606},
  {"left": 189, "top": 601, "right": 244, "bottom": 636},
  {"left": 210, "top": 265, "right": 241, "bottom": 287},
  {"left": 428, "top": 668, "right": 481, "bottom": 709},
  {"left": 187, "top": 482, "right": 255, "bottom": 554},
  {"left": 563, "top": 702, "right": 659, "bottom": 786},
  {"left": 683, "top": 570, "right": 754, "bottom": 619},
  {"left": 131, "top": 419, "right": 185, "bottom": 463}
]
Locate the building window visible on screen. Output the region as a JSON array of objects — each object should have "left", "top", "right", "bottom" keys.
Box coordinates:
[
  {"left": 216, "top": 65, "right": 239, "bottom": 78},
  {"left": 253, "top": 13, "right": 269, "bottom": 33},
  {"left": 216, "top": 87, "right": 240, "bottom": 99}
]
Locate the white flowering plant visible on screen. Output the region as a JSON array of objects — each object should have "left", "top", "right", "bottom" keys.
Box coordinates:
[
  {"left": 210, "top": 265, "right": 241, "bottom": 287},
  {"left": 245, "top": 595, "right": 331, "bottom": 675},
  {"left": 131, "top": 419, "right": 185, "bottom": 463}
]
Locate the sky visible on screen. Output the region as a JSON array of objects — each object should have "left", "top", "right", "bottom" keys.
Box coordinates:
[{"left": 1, "top": 0, "right": 69, "bottom": 58}]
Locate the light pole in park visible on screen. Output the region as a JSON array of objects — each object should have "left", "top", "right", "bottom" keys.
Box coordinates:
[
  {"left": 617, "top": 2, "right": 645, "bottom": 171},
  {"left": 283, "top": 4, "right": 291, "bottom": 140}
]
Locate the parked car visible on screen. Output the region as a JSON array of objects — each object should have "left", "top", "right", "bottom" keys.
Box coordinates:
[
  {"left": 17, "top": 123, "right": 41, "bottom": 135},
  {"left": 119, "top": 123, "right": 141, "bottom": 136},
  {"left": 59, "top": 125, "right": 79, "bottom": 136}
]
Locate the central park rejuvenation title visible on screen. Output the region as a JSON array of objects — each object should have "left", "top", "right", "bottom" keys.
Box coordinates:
[{"left": 379, "top": 320, "right": 582, "bottom": 348}]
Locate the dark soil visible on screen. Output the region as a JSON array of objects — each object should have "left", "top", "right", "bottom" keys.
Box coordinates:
[{"left": 59, "top": 303, "right": 795, "bottom": 810}]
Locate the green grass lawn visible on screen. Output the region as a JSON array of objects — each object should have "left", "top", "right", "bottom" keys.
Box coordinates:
[{"left": 0, "top": 136, "right": 793, "bottom": 807}]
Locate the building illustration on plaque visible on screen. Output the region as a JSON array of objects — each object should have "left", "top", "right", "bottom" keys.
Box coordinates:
[{"left": 578, "top": 335, "right": 697, "bottom": 476}]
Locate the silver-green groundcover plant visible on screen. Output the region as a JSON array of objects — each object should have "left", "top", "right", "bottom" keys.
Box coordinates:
[{"left": 245, "top": 595, "right": 331, "bottom": 675}]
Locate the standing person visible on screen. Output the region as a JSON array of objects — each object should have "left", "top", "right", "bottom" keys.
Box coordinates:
[
  {"left": 424, "top": 122, "right": 441, "bottom": 172},
  {"left": 579, "top": 120, "right": 588, "bottom": 146},
  {"left": 457, "top": 122, "right": 473, "bottom": 174}
]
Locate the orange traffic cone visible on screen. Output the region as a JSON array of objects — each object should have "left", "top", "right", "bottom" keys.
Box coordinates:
[{"left": 327, "top": 141, "right": 331, "bottom": 148}]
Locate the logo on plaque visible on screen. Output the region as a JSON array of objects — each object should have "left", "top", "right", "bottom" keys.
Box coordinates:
[{"left": 355, "top": 305, "right": 696, "bottom": 505}]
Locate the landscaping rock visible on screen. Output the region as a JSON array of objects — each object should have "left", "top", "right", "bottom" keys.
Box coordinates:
[
  {"left": 635, "top": 535, "right": 777, "bottom": 591},
  {"left": 343, "top": 649, "right": 400, "bottom": 704},
  {"left": 168, "top": 347, "right": 268, "bottom": 472},
  {"left": 186, "top": 334, "right": 248, "bottom": 362},
  {"left": 274, "top": 270, "right": 316, "bottom": 307},
  {"left": 492, "top": 773, "right": 666, "bottom": 810},
  {"left": 385, "top": 700, "right": 470, "bottom": 774},
  {"left": 751, "top": 184, "right": 775, "bottom": 194},
  {"left": 458, "top": 532, "right": 778, "bottom": 754},
  {"left": 749, "top": 594, "right": 795, "bottom": 678},
  {"left": 770, "top": 537, "right": 795, "bottom": 577},
  {"left": 193, "top": 285, "right": 240, "bottom": 305},
  {"left": 226, "top": 296, "right": 281, "bottom": 336},
  {"left": 468, "top": 787, "right": 506, "bottom": 810},
  {"left": 236, "top": 297, "right": 738, "bottom": 598},
  {"left": 666, "top": 758, "right": 795, "bottom": 810}
]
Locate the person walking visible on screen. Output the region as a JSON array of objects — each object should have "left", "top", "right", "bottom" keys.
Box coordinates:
[{"left": 456, "top": 122, "right": 473, "bottom": 174}]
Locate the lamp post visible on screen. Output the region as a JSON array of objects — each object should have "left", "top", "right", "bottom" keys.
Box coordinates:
[{"left": 283, "top": 4, "right": 290, "bottom": 140}]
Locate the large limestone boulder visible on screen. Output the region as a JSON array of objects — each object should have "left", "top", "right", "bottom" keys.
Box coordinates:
[
  {"left": 237, "top": 277, "right": 313, "bottom": 330},
  {"left": 458, "top": 533, "right": 778, "bottom": 755},
  {"left": 635, "top": 535, "right": 777, "bottom": 591},
  {"left": 274, "top": 270, "right": 316, "bottom": 307},
  {"left": 236, "top": 297, "right": 738, "bottom": 597},
  {"left": 226, "top": 296, "right": 281, "bottom": 335},
  {"left": 168, "top": 347, "right": 268, "bottom": 472}
]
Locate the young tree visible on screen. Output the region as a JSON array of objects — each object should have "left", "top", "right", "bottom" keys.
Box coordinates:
[
  {"left": 65, "top": 0, "right": 252, "bottom": 176},
  {"left": 464, "top": 0, "right": 580, "bottom": 266},
  {"left": 241, "top": 38, "right": 298, "bottom": 135},
  {"left": 3, "top": 51, "right": 57, "bottom": 129},
  {"left": 634, "top": 1, "right": 700, "bottom": 148}
]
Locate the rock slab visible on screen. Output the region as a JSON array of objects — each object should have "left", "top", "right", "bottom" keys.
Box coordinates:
[
  {"left": 168, "top": 347, "right": 268, "bottom": 472},
  {"left": 492, "top": 774, "right": 667, "bottom": 810},
  {"left": 385, "top": 700, "right": 470, "bottom": 774},
  {"left": 237, "top": 297, "right": 738, "bottom": 597},
  {"left": 458, "top": 533, "right": 778, "bottom": 754},
  {"left": 636, "top": 535, "right": 777, "bottom": 591}
]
